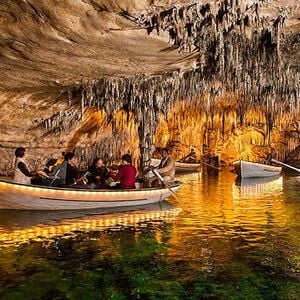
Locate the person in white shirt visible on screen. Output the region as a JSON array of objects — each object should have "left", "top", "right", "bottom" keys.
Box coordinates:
[
  {"left": 13, "top": 147, "right": 35, "bottom": 184},
  {"left": 147, "top": 148, "right": 175, "bottom": 187}
]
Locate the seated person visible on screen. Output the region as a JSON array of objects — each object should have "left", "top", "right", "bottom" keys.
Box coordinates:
[
  {"left": 109, "top": 154, "right": 137, "bottom": 189},
  {"left": 13, "top": 147, "right": 36, "bottom": 185},
  {"left": 43, "top": 158, "right": 58, "bottom": 175},
  {"left": 156, "top": 148, "right": 175, "bottom": 181},
  {"left": 87, "top": 158, "right": 110, "bottom": 187},
  {"left": 148, "top": 148, "right": 175, "bottom": 187},
  {"left": 64, "top": 152, "right": 93, "bottom": 187},
  {"left": 57, "top": 152, "right": 83, "bottom": 187},
  {"left": 183, "top": 148, "right": 197, "bottom": 163}
]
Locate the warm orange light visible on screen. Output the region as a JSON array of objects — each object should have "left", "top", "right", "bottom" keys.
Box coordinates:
[{"left": 0, "top": 208, "right": 181, "bottom": 248}]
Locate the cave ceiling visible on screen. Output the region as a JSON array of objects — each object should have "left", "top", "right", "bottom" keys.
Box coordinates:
[
  {"left": 0, "top": 0, "right": 202, "bottom": 92},
  {"left": 0, "top": 0, "right": 299, "bottom": 93}
]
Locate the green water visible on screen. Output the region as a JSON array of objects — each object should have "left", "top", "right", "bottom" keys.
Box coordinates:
[{"left": 0, "top": 170, "right": 299, "bottom": 299}]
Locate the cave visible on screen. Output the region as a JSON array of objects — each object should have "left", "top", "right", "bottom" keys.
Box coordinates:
[{"left": 0, "top": 0, "right": 299, "bottom": 175}]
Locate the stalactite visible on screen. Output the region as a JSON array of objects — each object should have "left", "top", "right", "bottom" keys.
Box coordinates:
[
  {"left": 41, "top": 109, "right": 81, "bottom": 135},
  {"left": 34, "top": 0, "right": 299, "bottom": 168},
  {"left": 68, "top": 0, "right": 298, "bottom": 122},
  {"left": 152, "top": 95, "right": 299, "bottom": 163}
]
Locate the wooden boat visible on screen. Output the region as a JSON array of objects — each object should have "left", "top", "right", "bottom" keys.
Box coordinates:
[
  {"left": 151, "top": 158, "right": 201, "bottom": 173},
  {"left": 0, "top": 179, "right": 181, "bottom": 210},
  {"left": 232, "top": 160, "right": 282, "bottom": 178}
]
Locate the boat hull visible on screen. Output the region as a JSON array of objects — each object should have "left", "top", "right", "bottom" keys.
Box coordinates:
[
  {"left": 233, "top": 160, "right": 282, "bottom": 178},
  {"left": 0, "top": 180, "right": 180, "bottom": 210},
  {"left": 151, "top": 159, "right": 200, "bottom": 173}
]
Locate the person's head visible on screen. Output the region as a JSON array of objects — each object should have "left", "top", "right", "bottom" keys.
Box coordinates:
[
  {"left": 45, "top": 158, "right": 57, "bottom": 167},
  {"left": 15, "top": 147, "right": 26, "bottom": 158},
  {"left": 93, "top": 158, "right": 104, "bottom": 168},
  {"left": 63, "top": 152, "right": 76, "bottom": 164},
  {"left": 121, "top": 154, "right": 132, "bottom": 165},
  {"left": 161, "top": 148, "right": 169, "bottom": 158}
]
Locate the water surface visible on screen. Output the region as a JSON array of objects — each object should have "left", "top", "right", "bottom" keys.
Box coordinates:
[{"left": 0, "top": 169, "right": 299, "bottom": 299}]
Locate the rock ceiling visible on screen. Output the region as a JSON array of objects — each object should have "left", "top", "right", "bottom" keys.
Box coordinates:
[
  {"left": 0, "top": 0, "right": 299, "bottom": 92},
  {"left": 0, "top": 0, "right": 197, "bottom": 91}
]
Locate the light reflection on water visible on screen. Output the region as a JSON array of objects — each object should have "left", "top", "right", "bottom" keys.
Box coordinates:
[
  {"left": 0, "top": 202, "right": 181, "bottom": 248},
  {"left": 0, "top": 170, "right": 299, "bottom": 298},
  {"left": 167, "top": 171, "right": 300, "bottom": 276}
]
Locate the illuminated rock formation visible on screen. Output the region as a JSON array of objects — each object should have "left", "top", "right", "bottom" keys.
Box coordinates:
[{"left": 0, "top": 0, "right": 299, "bottom": 174}]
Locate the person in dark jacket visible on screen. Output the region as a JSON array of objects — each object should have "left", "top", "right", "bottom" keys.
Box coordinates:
[
  {"left": 110, "top": 154, "right": 136, "bottom": 189},
  {"left": 63, "top": 152, "right": 80, "bottom": 186},
  {"left": 87, "top": 158, "right": 110, "bottom": 188}
]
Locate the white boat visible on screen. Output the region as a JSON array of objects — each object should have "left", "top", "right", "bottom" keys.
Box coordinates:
[
  {"left": 151, "top": 158, "right": 200, "bottom": 173},
  {"left": 232, "top": 160, "right": 282, "bottom": 178},
  {"left": 0, "top": 179, "right": 181, "bottom": 210}
]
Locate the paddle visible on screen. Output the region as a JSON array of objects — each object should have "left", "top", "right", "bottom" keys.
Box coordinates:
[
  {"left": 152, "top": 169, "right": 178, "bottom": 200},
  {"left": 271, "top": 159, "right": 300, "bottom": 173}
]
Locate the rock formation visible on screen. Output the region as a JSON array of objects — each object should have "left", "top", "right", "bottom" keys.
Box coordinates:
[{"left": 0, "top": 0, "right": 299, "bottom": 174}]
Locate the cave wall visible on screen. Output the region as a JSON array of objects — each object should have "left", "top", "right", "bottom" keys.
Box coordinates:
[{"left": 153, "top": 98, "right": 299, "bottom": 164}]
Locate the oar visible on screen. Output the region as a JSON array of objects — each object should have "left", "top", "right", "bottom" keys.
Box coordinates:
[
  {"left": 152, "top": 169, "right": 178, "bottom": 200},
  {"left": 199, "top": 160, "right": 221, "bottom": 170},
  {"left": 271, "top": 159, "right": 300, "bottom": 173}
]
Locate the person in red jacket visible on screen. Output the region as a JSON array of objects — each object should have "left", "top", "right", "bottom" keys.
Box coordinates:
[{"left": 110, "top": 154, "right": 136, "bottom": 189}]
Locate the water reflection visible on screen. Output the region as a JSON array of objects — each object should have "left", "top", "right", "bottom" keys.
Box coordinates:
[
  {"left": 232, "top": 176, "right": 283, "bottom": 199},
  {"left": 0, "top": 201, "right": 180, "bottom": 248},
  {"left": 0, "top": 170, "right": 299, "bottom": 299},
  {"left": 167, "top": 171, "right": 296, "bottom": 271}
]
